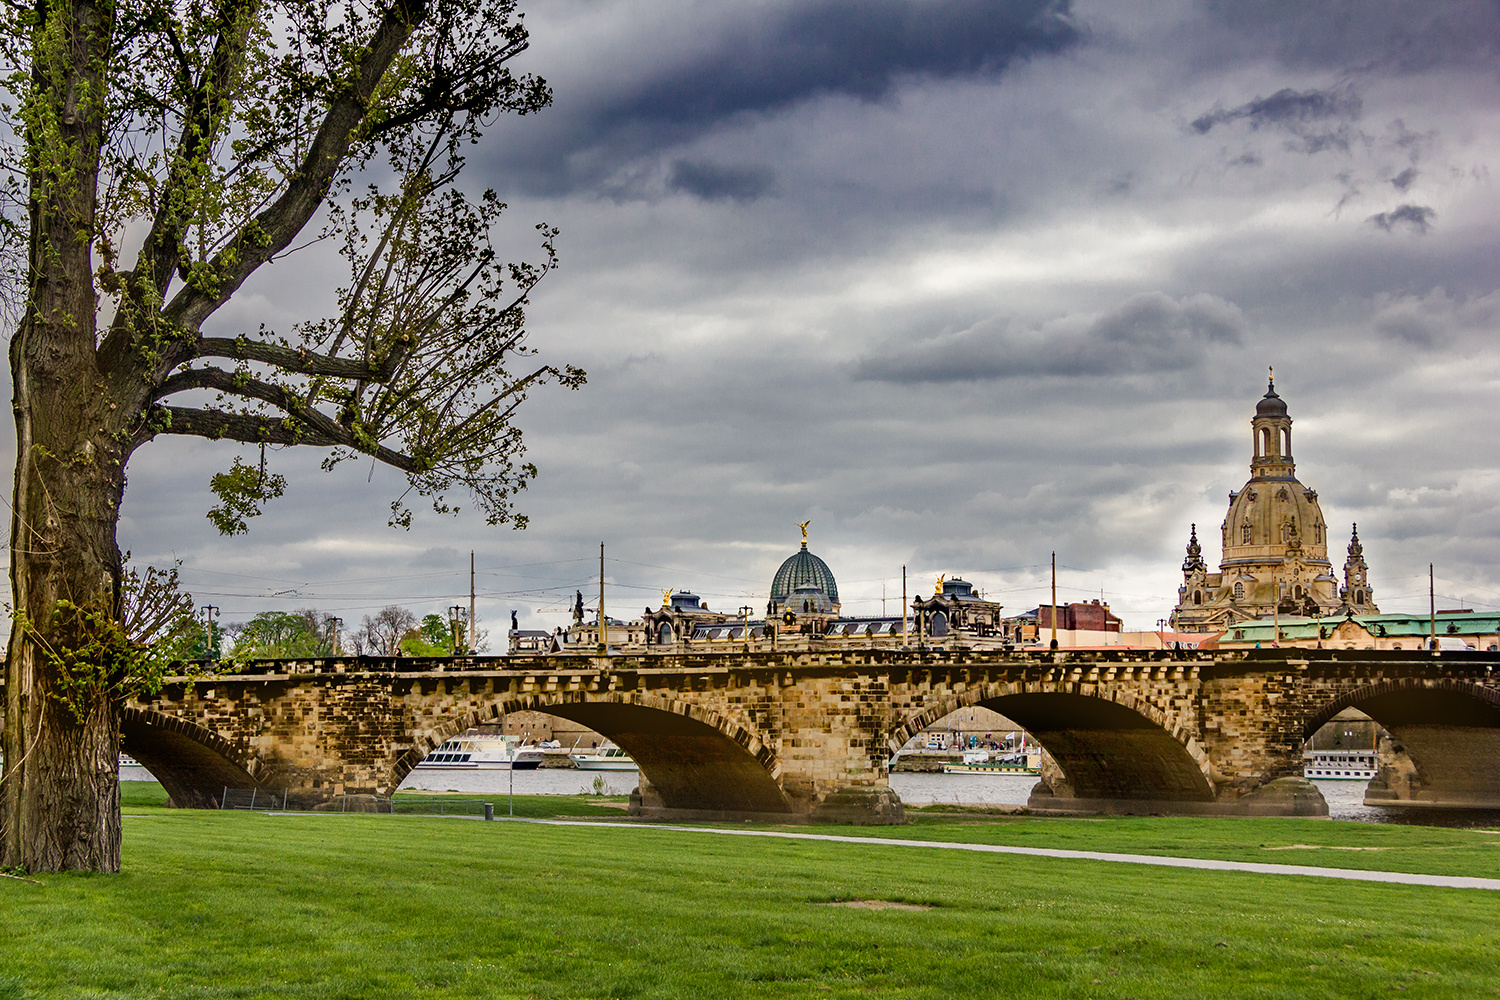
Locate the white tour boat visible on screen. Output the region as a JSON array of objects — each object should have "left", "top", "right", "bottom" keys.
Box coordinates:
[
  {"left": 1303, "top": 749, "right": 1378, "bottom": 781},
  {"left": 570, "top": 741, "right": 637, "bottom": 771},
  {"left": 942, "top": 748, "right": 1041, "bottom": 775},
  {"left": 415, "top": 733, "right": 544, "bottom": 771}
]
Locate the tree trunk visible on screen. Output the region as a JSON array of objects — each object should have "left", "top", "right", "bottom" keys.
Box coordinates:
[{"left": 1, "top": 0, "right": 126, "bottom": 873}]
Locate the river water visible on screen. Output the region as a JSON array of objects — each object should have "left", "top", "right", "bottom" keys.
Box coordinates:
[{"left": 124, "top": 764, "right": 1499, "bottom": 826}]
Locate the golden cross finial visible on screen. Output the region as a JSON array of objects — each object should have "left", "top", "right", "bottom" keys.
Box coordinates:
[
  {"left": 797, "top": 520, "right": 810, "bottom": 542},
  {"left": 1268, "top": 365, "right": 1274, "bottom": 387}
]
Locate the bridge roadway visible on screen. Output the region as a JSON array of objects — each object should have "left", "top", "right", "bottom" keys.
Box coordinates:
[{"left": 111, "top": 646, "right": 1500, "bottom": 823}]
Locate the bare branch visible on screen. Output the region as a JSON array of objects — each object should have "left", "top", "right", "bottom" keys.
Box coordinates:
[
  {"left": 190, "top": 335, "right": 410, "bottom": 381},
  {"left": 159, "top": 0, "right": 429, "bottom": 340}
]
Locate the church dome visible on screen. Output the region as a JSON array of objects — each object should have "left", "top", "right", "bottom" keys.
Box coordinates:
[
  {"left": 1256, "top": 383, "right": 1287, "bottom": 417},
  {"left": 771, "top": 543, "right": 840, "bottom": 607}
]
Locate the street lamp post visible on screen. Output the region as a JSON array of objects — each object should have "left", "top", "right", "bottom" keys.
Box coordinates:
[
  {"left": 739, "top": 606, "right": 753, "bottom": 653},
  {"left": 201, "top": 605, "right": 219, "bottom": 659},
  {"left": 448, "top": 606, "right": 466, "bottom": 655}
]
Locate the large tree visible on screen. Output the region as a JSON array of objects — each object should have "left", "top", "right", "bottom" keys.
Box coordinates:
[{"left": 1, "top": 0, "right": 580, "bottom": 872}]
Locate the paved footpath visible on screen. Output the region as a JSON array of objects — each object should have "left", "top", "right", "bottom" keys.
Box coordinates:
[{"left": 503, "top": 817, "right": 1500, "bottom": 891}]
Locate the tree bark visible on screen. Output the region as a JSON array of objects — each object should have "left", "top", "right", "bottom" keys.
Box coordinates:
[{"left": 1, "top": 0, "right": 127, "bottom": 873}]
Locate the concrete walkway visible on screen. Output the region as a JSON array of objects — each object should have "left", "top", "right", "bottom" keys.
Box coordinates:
[{"left": 503, "top": 817, "right": 1500, "bottom": 891}]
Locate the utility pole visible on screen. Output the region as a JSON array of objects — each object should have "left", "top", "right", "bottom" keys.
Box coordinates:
[
  {"left": 469, "top": 551, "right": 476, "bottom": 656},
  {"left": 1429, "top": 563, "right": 1436, "bottom": 650},
  {"left": 329, "top": 617, "right": 343, "bottom": 656},
  {"left": 598, "top": 542, "right": 607, "bottom": 655},
  {"left": 1049, "top": 552, "right": 1058, "bottom": 652},
  {"left": 901, "top": 565, "right": 908, "bottom": 646}
]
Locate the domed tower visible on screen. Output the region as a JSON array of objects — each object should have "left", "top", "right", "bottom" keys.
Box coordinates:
[
  {"left": 1171, "top": 373, "right": 1369, "bottom": 633},
  {"left": 769, "top": 522, "right": 840, "bottom": 618}
]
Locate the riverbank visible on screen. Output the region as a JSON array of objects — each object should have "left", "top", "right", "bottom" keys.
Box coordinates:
[{"left": 3, "top": 782, "right": 1493, "bottom": 998}]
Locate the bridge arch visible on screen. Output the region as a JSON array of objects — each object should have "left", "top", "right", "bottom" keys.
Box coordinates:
[
  {"left": 1302, "top": 677, "right": 1500, "bottom": 737},
  {"left": 893, "top": 681, "right": 1215, "bottom": 802},
  {"left": 1303, "top": 678, "right": 1500, "bottom": 807},
  {"left": 120, "top": 707, "right": 260, "bottom": 808},
  {"left": 394, "top": 691, "right": 792, "bottom": 815}
]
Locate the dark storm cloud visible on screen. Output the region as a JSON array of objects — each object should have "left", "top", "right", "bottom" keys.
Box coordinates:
[
  {"left": 504, "top": 0, "right": 1081, "bottom": 194},
  {"left": 1367, "top": 204, "right": 1435, "bottom": 234},
  {"left": 854, "top": 293, "right": 1246, "bottom": 384},
  {"left": 1189, "top": 85, "right": 1362, "bottom": 153},
  {"left": 1201, "top": 0, "right": 1500, "bottom": 74},
  {"left": 1390, "top": 167, "right": 1419, "bottom": 191},
  {"left": 666, "top": 160, "right": 776, "bottom": 202}
]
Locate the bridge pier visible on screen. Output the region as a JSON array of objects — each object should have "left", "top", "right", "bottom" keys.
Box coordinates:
[{"left": 1364, "top": 724, "right": 1500, "bottom": 809}]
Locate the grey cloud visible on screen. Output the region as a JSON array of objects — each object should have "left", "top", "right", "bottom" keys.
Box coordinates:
[
  {"left": 854, "top": 292, "right": 1246, "bottom": 384},
  {"left": 1201, "top": 1, "right": 1500, "bottom": 75},
  {"left": 1390, "top": 167, "right": 1419, "bottom": 191},
  {"left": 1372, "top": 288, "right": 1500, "bottom": 346},
  {"left": 496, "top": 0, "right": 1081, "bottom": 195},
  {"left": 1189, "top": 85, "right": 1362, "bottom": 153},
  {"left": 1367, "top": 203, "right": 1435, "bottom": 234},
  {"left": 410, "top": 546, "right": 463, "bottom": 568},
  {"left": 667, "top": 160, "right": 776, "bottom": 202},
  {"left": 1190, "top": 87, "right": 1361, "bottom": 134}
]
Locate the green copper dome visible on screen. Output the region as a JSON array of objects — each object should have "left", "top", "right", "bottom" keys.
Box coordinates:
[{"left": 771, "top": 543, "right": 839, "bottom": 607}]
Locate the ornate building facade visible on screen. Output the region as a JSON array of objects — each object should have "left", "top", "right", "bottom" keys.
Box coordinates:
[{"left": 1170, "top": 377, "right": 1378, "bottom": 634}]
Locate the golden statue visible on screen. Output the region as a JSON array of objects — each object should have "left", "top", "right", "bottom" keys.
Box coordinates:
[
  {"left": 661, "top": 588, "right": 672, "bottom": 607},
  {"left": 797, "top": 520, "right": 811, "bottom": 542},
  {"left": 935, "top": 574, "right": 945, "bottom": 595}
]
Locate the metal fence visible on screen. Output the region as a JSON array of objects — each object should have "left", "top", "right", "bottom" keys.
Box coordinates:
[
  {"left": 220, "top": 787, "right": 289, "bottom": 810},
  {"left": 388, "top": 795, "right": 492, "bottom": 817},
  {"left": 219, "top": 788, "right": 496, "bottom": 818}
]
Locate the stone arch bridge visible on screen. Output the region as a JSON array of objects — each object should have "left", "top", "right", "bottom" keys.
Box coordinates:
[{"left": 115, "top": 647, "right": 1500, "bottom": 822}]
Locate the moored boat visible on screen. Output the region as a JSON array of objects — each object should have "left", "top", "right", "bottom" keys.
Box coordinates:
[
  {"left": 1303, "top": 749, "right": 1377, "bottom": 781},
  {"left": 941, "top": 749, "right": 1041, "bottom": 775},
  {"left": 415, "top": 732, "right": 544, "bottom": 771},
  {"left": 570, "top": 741, "right": 637, "bottom": 770}
]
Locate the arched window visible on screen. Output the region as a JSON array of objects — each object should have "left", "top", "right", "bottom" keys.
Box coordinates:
[
  {"left": 1294, "top": 585, "right": 1303, "bottom": 599},
  {"left": 1192, "top": 591, "right": 1202, "bottom": 605},
  {"left": 1354, "top": 589, "right": 1364, "bottom": 605},
  {"left": 930, "top": 611, "right": 949, "bottom": 637},
  {"left": 1233, "top": 582, "right": 1244, "bottom": 600},
  {"left": 1282, "top": 428, "right": 1291, "bottom": 454},
  {"left": 1259, "top": 427, "right": 1270, "bottom": 456},
  {"left": 658, "top": 623, "right": 673, "bottom": 644},
  {"left": 1241, "top": 522, "right": 1252, "bottom": 544}
]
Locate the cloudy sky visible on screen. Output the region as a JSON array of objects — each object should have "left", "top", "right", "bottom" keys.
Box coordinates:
[{"left": 23, "top": 0, "right": 1500, "bottom": 639}]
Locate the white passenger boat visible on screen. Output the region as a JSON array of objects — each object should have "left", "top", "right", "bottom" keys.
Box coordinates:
[
  {"left": 1303, "top": 749, "right": 1377, "bottom": 781},
  {"left": 415, "top": 733, "right": 543, "bottom": 771},
  {"left": 942, "top": 748, "right": 1041, "bottom": 775},
  {"left": 570, "top": 741, "right": 637, "bottom": 770}
]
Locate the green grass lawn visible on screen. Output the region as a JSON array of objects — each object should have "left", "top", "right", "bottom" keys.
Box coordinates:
[{"left": 2, "top": 782, "right": 1496, "bottom": 999}]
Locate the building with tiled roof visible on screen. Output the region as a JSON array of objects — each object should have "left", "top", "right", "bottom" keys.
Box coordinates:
[{"left": 1212, "top": 610, "right": 1500, "bottom": 651}]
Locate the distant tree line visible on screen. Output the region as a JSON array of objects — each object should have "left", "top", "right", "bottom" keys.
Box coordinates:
[{"left": 218, "top": 607, "right": 485, "bottom": 659}]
